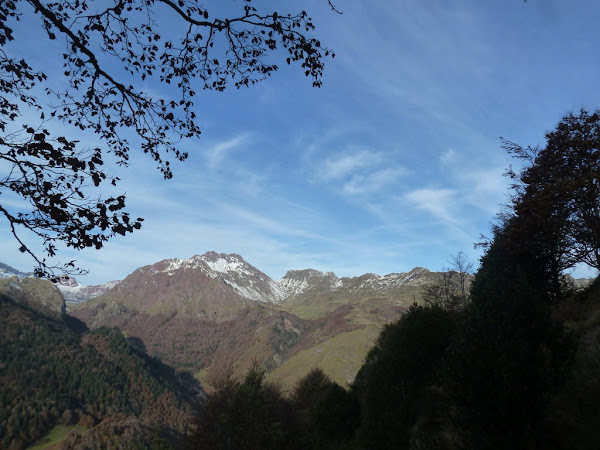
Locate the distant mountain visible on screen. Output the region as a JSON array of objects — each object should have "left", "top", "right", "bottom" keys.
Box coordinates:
[
  {"left": 279, "top": 267, "right": 432, "bottom": 300},
  {"left": 71, "top": 252, "right": 440, "bottom": 389},
  {"left": 0, "top": 261, "right": 33, "bottom": 279},
  {"left": 279, "top": 269, "right": 343, "bottom": 298},
  {"left": 74, "top": 252, "right": 286, "bottom": 325},
  {"left": 54, "top": 275, "right": 121, "bottom": 305},
  {"left": 0, "top": 262, "right": 119, "bottom": 305}
]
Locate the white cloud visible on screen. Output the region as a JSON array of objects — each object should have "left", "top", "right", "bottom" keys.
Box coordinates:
[
  {"left": 342, "top": 168, "right": 406, "bottom": 196},
  {"left": 311, "top": 148, "right": 407, "bottom": 199},
  {"left": 204, "top": 134, "right": 250, "bottom": 169},
  {"left": 459, "top": 166, "right": 510, "bottom": 214},
  {"left": 440, "top": 148, "right": 457, "bottom": 166},
  {"left": 317, "top": 149, "right": 383, "bottom": 181},
  {"left": 404, "top": 188, "right": 458, "bottom": 224}
]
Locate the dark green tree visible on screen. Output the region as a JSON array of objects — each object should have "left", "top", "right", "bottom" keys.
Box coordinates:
[
  {"left": 188, "top": 365, "right": 294, "bottom": 450},
  {"left": 445, "top": 227, "right": 576, "bottom": 448},
  {"left": 0, "top": 0, "right": 334, "bottom": 276},
  {"left": 354, "top": 304, "right": 458, "bottom": 449},
  {"left": 291, "top": 368, "right": 359, "bottom": 449}
]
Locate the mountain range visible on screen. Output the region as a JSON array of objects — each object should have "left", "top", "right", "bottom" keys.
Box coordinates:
[
  {"left": 64, "top": 251, "right": 438, "bottom": 389},
  {"left": 1, "top": 251, "right": 442, "bottom": 390}
]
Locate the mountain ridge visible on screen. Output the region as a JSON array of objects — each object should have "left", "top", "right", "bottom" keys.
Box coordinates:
[
  {"left": 1, "top": 252, "right": 461, "bottom": 389},
  {"left": 68, "top": 251, "right": 439, "bottom": 389}
]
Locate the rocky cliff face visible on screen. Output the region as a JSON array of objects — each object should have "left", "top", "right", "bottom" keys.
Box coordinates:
[{"left": 279, "top": 269, "right": 343, "bottom": 298}]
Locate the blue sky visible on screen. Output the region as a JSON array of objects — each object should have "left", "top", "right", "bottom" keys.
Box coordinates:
[{"left": 2, "top": 0, "right": 600, "bottom": 284}]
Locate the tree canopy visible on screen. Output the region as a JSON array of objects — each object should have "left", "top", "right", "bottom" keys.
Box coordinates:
[
  {"left": 503, "top": 109, "right": 600, "bottom": 298},
  {"left": 0, "top": 0, "right": 334, "bottom": 276}
]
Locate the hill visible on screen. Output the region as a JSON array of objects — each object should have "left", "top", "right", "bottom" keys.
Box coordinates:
[{"left": 0, "top": 284, "right": 201, "bottom": 449}]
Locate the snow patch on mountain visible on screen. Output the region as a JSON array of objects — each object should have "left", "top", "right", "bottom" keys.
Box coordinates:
[
  {"left": 279, "top": 269, "right": 342, "bottom": 297},
  {"left": 54, "top": 276, "right": 121, "bottom": 305},
  {"left": 159, "top": 252, "right": 287, "bottom": 303},
  {"left": 355, "top": 267, "right": 430, "bottom": 291},
  {"left": 279, "top": 277, "right": 309, "bottom": 296}
]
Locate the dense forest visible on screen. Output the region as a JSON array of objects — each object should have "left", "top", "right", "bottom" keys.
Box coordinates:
[{"left": 0, "top": 294, "right": 201, "bottom": 449}]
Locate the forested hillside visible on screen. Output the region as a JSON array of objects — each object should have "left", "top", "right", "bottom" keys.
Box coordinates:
[{"left": 0, "top": 294, "right": 201, "bottom": 449}]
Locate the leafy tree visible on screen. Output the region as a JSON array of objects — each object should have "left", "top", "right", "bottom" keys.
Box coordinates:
[
  {"left": 503, "top": 109, "right": 600, "bottom": 297},
  {"left": 291, "top": 368, "right": 359, "bottom": 449},
  {"left": 0, "top": 0, "right": 335, "bottom": 276},
  {"left": 291, "top": 368, "right": 333, "bottom": 413},
  {"left": 312, "top": 383, "right": 359, "bottom": 449}
]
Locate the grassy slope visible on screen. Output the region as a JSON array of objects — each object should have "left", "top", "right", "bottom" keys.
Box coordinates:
[
  {"left": 269, "top": 285, "right": 423, "bottom": 389},
  {"left": 280, "top": 285, "right": 424, "bottom": 322},
  {"left": 28, "top": 425, "right": 86, "bottom": 449},
  {"left": 268, "top": 325, "right": 381, "bottom": 390}
]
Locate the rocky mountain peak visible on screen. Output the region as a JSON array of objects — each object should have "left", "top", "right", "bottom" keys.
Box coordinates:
[
  {"left": 55, "top": 275, "right": 79, "bottom": 288},
  {"left": 139, "top": 251, "right": 286, "bottom": 304},
  {"left": 350, "top": 267, "right": 432, "bottom": 292},
  {"left": 279, "top": 268, "right": 342, "bottom": 297},
  {"left": 53, "top": 276, "right": 121, "bottom": 305},
  {"left": 282, "top": 268, "right": 338, "bottom": 280}
]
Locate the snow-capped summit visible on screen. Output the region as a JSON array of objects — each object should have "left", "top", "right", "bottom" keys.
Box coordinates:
[
  {"left": 148, "top": 251, "right": 287, "bottom": 303},
  {"left": 352, "top": 267, "right": 431, "bottom": 291}
]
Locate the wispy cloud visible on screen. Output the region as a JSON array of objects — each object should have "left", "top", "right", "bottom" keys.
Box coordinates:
[
  {"left": 317, "top": 149, "right": 383, "bottom": 181},
  {"left": 311, "top": 148, "right": 406, "bottom": 200},
  {"left": 342, "top": 168, "right": 406, "bottom": 196},
  {"left": 204, "top": 134, "right": 251, "bottom": 169},
  {"left": 462, "top": 167, "right": 510, "bottom": 213},
  {"left": 404, "top": 188, "right": 458, "bottom": 224},
  {"left": 440, "top": 148, "right": 457, "bottom": 166}
]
